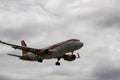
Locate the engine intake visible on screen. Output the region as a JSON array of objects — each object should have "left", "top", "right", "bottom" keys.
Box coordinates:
[
  {"left": 39, "top": 49, "right": 49, "bottom": 56},
  {"left": 45, "top": 49, "right": 49, "bottom": 54},
  {"left": 63, "top": 54, "right": 76, "bottom": 61}
]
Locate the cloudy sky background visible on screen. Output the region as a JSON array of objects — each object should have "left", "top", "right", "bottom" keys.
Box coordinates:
[{"left": 0, "top": 0, "right": 120, "bottom": 80}]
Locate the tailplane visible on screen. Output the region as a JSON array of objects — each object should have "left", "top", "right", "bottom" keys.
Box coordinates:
[
  {"left": 8, "top": 53, "right": 22, "bottom": 58},
  {"left": 21, "top": 40, "right": 28, "bottom": 55}
]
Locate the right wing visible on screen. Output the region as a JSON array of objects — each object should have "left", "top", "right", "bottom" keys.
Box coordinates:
[{"left": 0, "top": 40, "right": 40, "bottom": 53}]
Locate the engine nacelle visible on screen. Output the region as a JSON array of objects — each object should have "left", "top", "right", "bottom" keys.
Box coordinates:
[{"left": 63, "top": 54, "right": 76, "bottom": 61}]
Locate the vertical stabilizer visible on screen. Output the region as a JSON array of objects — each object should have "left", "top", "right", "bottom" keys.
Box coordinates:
[{"left": 21, "top": 40, "right": 28, "bottom": 55}]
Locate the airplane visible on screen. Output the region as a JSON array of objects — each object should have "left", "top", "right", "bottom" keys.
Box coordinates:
[{"left": 0, "top": 39, "right": 84, "bottom": 66}]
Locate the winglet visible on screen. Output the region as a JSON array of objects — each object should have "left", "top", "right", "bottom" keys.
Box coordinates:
[
  {"left": 0, "top": 40, "right": 6, "bottom": 44},
  {"left": 77, "top": 53, "right": 80, "bottom": 58}
]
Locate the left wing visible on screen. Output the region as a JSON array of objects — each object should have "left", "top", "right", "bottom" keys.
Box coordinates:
[{"left": 0, "top": 40, "right": 40, "bottom": 53}]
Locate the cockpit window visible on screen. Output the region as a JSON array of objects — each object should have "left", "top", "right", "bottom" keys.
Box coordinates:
[{"left": 67, "top": 39, "right": 80, "bottom": 42}]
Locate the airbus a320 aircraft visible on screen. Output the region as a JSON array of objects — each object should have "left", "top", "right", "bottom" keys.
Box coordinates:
[{"left": 0, "top": 39, "right": 84, "bottom": 66}]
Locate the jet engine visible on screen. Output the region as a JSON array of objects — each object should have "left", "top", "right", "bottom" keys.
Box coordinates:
[
  {"left": 63, "top": 54, "right": 76, "bottom": 61},
  {"left": 39, "top": 49, "right": 49, "bottom": 56}
]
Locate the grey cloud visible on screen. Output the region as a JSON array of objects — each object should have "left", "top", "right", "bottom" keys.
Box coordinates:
[
  {"left": 0, "top": 75, "right": 15, "bottom": 80},
  {"left": 92, "top": 63, "right": 120, "bottom": 80},
  {"left": 0, "top": 27, "right": 35, "bottom": 40},
  {"left": 0, "top": 0, "right": 120, "bottom": 80},
  {"left": 51, "top": 70, "right": 75, "bottom": 76},
  {"left": 61, "top": 0, "right": 120, "bottom": 28},
  {"left": 0, "top": 0, "right": 56, "bottom": 17},
  {"left": 92, "top": 9, "right": 120, "bottom": 28}
]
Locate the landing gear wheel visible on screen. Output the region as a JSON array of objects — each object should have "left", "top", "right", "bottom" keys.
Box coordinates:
[
  {"left": 38, "top": 58, "right": 43, "bottom": 63},
  {"left": 55, "top": 62, "right": 60, "bottom": 66}
]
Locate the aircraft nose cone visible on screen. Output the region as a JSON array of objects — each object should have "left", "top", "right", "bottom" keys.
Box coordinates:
[{"left": 80, "top": 42, "right": 84, "bottom": 48}]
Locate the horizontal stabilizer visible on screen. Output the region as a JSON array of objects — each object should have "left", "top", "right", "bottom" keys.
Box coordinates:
[{"left": 7, "top": 53, "right": 22, "bottom": 58}]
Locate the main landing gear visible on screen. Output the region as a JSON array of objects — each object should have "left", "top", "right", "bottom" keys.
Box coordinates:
[
  {"left": 38, "top": 58, "right": 43, "bottom": 63},
  {"left": 55, "top": 57, "right": 61, "bottom": 66}
]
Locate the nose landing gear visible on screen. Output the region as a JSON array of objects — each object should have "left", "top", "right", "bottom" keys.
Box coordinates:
[
  {"left": 55, "top": 57, "right": 61, "bottom": 66},
  {"left": 55, "top": 62, "right": 60, "bottom": 66}
]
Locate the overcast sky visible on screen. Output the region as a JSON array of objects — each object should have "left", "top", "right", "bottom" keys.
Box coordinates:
[{"left": 0, "top": 0, "right": 120, "bottom": 80}]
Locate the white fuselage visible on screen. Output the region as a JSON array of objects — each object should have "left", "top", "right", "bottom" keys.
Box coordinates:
[{"left": 27, "top": 39, "right": 83, "bottom": 60}]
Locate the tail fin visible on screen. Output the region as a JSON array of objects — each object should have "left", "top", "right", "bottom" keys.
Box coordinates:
[{"left": 21, "top": 40, "right": 28, "bottom": 55}]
